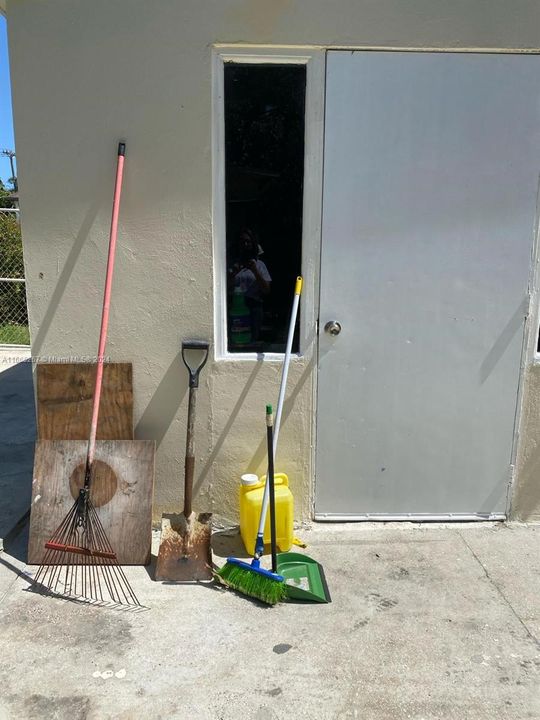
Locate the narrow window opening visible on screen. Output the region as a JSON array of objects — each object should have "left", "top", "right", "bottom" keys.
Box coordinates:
[{"left": 224, "top": 63, "right": 306, "bottom": 353}]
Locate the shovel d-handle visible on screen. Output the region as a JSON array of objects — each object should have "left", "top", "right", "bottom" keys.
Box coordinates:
[
  {"left": 181, "top": 340, "right": 209, "bottom": 516},
  {"left": 181, "top": 341, "right": 209, "bottom": 389}
]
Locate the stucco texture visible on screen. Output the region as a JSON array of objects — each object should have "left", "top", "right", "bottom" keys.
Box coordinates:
[
  {"left": 6, "top": 0, "right": 540, "bottom": 522},
  {"left": 512, "top": 366, "right": 540, "bottom": 522}
]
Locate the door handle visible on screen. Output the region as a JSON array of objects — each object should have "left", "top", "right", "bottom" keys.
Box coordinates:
[{"left": 324, "top": 320, "right": 342, "bottom": 336}]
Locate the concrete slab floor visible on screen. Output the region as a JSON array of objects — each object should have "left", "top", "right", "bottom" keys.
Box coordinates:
[{"left": 0, "top": 523, "right": 539, "bottom": 720}]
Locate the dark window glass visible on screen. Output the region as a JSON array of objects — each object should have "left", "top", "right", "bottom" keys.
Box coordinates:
[{"left": 225, "top": 63, "right": 306, "bottom": 353}]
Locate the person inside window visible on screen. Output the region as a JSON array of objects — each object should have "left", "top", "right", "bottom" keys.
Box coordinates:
[{"left": 229, "top": 228, "right": 271, "bottom": 344}]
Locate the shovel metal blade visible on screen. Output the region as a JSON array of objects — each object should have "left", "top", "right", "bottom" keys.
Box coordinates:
[{"left": 155, "top": 512, "right": 212, "bottom": 582}]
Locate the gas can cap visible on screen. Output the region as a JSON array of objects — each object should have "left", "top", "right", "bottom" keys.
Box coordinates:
[{"left": 241, "top": 473, "right": 259, "bottom": 486}]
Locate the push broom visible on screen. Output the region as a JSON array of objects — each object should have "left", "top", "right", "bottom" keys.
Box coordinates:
[
  {"left": 32, "top": 142, "right": 141, "bottom": 608},
  {"left": 217, "top": 404, "right": 286, "bottom": 604},
  {"left": 216, "top": 277, "right": 302, "bottom": 604}
]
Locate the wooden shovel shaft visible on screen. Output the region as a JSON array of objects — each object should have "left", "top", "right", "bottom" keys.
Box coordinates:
[
  {"left": 87, "top": 144, "right": 126, "bottom": 472},
  {"left": 183, "top": 386, "right": 196, "bottom": 516}
]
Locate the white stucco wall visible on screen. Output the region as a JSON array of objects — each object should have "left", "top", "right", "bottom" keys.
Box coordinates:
[{"left": 6, "top": 0, "right": 540, "bottom": 523}]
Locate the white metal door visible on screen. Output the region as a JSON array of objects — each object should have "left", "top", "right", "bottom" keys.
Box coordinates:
[{"left": 316, "top": 51, "right": 540, "bottom": 520}]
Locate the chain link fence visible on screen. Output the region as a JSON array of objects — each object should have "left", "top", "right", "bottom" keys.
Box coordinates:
[{"left": 0, "top": 207, "right": 29, "bottom": 345}]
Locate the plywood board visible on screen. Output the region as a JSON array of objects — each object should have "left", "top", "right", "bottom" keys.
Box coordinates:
[
  {"left": 36, "top": 363, "right": 133, "bottom": 440},
  {"left": 28, "top": 440, "right": 155, "bottom": 565}
]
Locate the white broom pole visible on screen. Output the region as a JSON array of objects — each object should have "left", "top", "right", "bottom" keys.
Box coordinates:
[{"left": 254, "top": 276, "right": 303, "bottom": 558}]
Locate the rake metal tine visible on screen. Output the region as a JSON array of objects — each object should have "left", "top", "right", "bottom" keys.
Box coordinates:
[
  {"left": 49, "top": 550, "right": 65, "bottom": 594},
  {"left": 48, "top": 504, "right": 75, "bottom": 542},
  {"left": 99, "top": 553, "right": 125, "bottom": 605},
  {"left": 113, "top": 561, "right": 140, "bottom": 606},
  {"left": 33, "top": 493, "right": 142, "bottom": 608},
  {"left": 91, "top": 511, "right": 140, "bottom": 606},
  {"left": 70, "top": 548, "right": 77, "bottom": 598},
  {"left": 33, "top": 548, "right": 51, "bottom": 587},
  {"left": 94, "top": 499, "right": 138, "bottom": 606},
  {"left": 36, "top": 543, "right": 60, "bottom": 585},
  {"left": 64, "top": 537, "right": 78, "bottom": 597},
  {"left": 87, "top": 521, "right": 103, "bottom": 603},
  {"left": 89, "top": 502, "right": 139, "bottom": 606},
  {"left": 89, "top": 542, "right": 102, "bottom": 602},
  {"left": 86, "top": 505, "right": 118, "bottom": 602},
  {"left": 44, "top": 552, "right": 62, "bottom": 592},
  {"left": 104, "top": 545, "right": 139, "bottom": 606}
]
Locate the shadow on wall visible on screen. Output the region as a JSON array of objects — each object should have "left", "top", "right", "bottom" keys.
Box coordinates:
[
  {"left": 134, "top": 351, "right": 188, "bottom": 448},
  {"left": 241, "top": 325, "right": 316, "bottom": 482},
  {"left": 31, "top": 194, "right": 107, "bottom": 357},
  {"left": 195, "top": 326, "right": 315, "bottom": 508},
  {"left": 136, "top": 349, "right": 311, "bottom": 489},
  {"left": 194, "top": 361, "right": 263, "bottom": 498},
  {"left": 244, "top": 355, "right": 314, "bottom": 474},
  {"left": 479, "top": 297, "right": 528, "bottom": 385},
  {"left": 135, "top": 357, "right": 265, "bottom": 498}
]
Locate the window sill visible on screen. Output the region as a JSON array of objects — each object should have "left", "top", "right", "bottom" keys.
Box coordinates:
[{"left": 216, "top": 351, "right": 303, "bottom": 362}]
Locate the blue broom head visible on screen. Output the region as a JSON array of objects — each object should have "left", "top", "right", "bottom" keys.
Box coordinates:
[{"left": 226, "top": 557, "right": 284, "bottom": 580}]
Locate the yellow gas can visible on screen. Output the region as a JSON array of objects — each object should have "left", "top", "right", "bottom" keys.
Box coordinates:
[{"left": 239, "top": 473, "right": 294, "bottom": 555}]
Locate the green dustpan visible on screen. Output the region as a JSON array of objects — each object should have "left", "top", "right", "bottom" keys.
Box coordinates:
[{"left": 276, "top": 552, "right": 331, "bottom": 603}]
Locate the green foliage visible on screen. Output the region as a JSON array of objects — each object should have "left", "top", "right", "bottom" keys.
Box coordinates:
[
  {"left": 0, "top": 179, "right": 28, "bottom": 344},
  {"left": 0, "top": 209, "right": 24, "bottom": 277},
  {"left": 0, "top": 180, "right": 9, "bottom": 205},
  {"left": 0, "top": 324, "right": 30, "bottom": 345}
]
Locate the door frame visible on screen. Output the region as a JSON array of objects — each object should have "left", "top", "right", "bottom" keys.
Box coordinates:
[{"left": 313, "top": 47, "right": 540, "bottom": 522}]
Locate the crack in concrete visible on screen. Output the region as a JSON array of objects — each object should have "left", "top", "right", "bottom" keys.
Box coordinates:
[{"left": 456, "top": 529, "right": 540, "bottom": 649}]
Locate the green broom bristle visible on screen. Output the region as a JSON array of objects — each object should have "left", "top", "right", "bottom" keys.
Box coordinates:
[{"left": 216, "top": 561, "right": 287, "bottom": 605}]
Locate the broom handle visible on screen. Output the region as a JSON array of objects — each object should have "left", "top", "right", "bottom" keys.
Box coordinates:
[
  {"left": 86, "top": 143, "right": 126, "bottom": 473},
  {"left": 254, "top": 277, "right": 302, "bottom": 557},
  {"left": 274, "top": 277, "right": 302, "bottom": 456}
]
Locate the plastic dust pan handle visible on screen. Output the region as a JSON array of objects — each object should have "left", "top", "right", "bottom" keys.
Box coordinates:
[{"left": 266, "top": 405, "right": 277, "bottom": 573}]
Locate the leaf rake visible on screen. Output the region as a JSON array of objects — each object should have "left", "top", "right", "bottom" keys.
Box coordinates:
[
  {"left": 32, "top": 481, "right": 140, "bottom": 607},
  {"left": 31, "top": 143, "right": 142, "bottom": 609}
]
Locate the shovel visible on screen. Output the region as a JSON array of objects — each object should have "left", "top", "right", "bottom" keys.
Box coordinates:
[{"left": 155, "top": 341, "right": 212, "bottom": 582}]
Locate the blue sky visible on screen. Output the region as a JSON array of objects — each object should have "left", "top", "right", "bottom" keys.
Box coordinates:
[{"left": 0, "top": 15, "right": 15, "bottom": 186}]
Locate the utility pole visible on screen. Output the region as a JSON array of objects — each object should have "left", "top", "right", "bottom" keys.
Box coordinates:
[{"left": 1, "top": 149, "right": 17, "bottom": 192}]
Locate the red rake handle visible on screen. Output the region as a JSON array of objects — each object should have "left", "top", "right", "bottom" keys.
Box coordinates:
[{"left": 87, "top": 142, "right": 126, "bottom": 470}]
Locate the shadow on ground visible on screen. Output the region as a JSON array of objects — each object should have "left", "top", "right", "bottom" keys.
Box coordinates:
[
  {"left": 0, "top": 360, "right": 36, "bottom": 562},
  {"left": 211, "top": 527, "right": 251, "bottom": 561}
]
